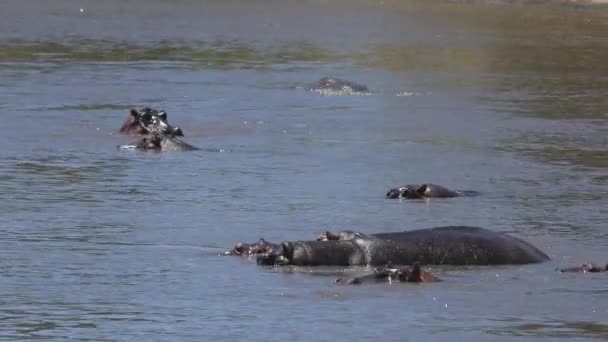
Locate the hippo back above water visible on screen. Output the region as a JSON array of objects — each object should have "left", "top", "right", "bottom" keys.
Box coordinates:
[{"left": 259, "top": 226, "right": 549, "bottom": 266}]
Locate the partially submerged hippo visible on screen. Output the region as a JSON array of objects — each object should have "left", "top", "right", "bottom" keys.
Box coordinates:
[
  {"left": 335, "top": 262, "right": 440, "bottom": 285},
  {"left": 308, "top": 77, "right": 368, "bottom": 93},
  {"left": 558, "top": 263, "right": 608, "bottom": 273},
  {"left": 119, "top": 107, "right": 184, "bottom": 136},
  {"left": 258, "top": 226, "right": 549, "bottom": 266},
  {"left": 386, "top": 183, "right": 477, "bottom": 199},
  {"left": 225, "top": 239, "right": 278, "bottom": 257},
  {"left": 117, "top": 132, "right": 198, "bottom": 152}
]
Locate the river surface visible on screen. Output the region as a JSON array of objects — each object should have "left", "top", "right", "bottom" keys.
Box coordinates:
[{"left": 1, "top": 0, "right": 607, "bottom": 340}]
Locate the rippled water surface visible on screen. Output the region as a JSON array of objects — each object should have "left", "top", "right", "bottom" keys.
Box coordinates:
[{"left": 1, "top": 0, "right": 608, "bottom": 340}]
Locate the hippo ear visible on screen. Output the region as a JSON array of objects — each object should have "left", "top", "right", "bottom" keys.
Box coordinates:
[
  {"left": 417, "top": 184, "right": 428, "bottom": 195},
  {"left": 280, "top": 242, "right": 294, "bottom": 258},
  {"left": 158, "top": 110, "right": 168, "bottom": 120},
  {"left": 130, "top": 109, "right": 139, "bottom": 117}
]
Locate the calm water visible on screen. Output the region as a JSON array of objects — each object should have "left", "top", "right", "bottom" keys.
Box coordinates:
[{"left": 1, "top": 0, "right": 608, "bottom": 340}]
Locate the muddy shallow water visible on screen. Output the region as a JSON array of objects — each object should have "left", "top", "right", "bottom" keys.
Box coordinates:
[{"left": 0, "top": 0, "right": 607, "bottom": 340}]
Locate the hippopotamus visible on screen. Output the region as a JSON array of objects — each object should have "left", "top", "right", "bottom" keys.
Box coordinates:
[
  {"left": 257, "top": 226, "right": 550, "bottom": 266},
  {"left": 119, "top": 107, "right": 184, "bottom": 136},
  {"left": 558, "top": 263, "right": 608, "bottom": 273},
  {"left": 386, "top": 183, "right": 477, "bottom": 199},
  {"left": 335, "top": 262, "right": 440, "bottom": 285},
  {"left": 117, "top": 132, "right": 198, "bottom": 152},
  {"left": 308, "top": 77, "right": 368, "bottom": 93},
  {"left": 225, "top": 239, "right": 278, "bottom": 257}
]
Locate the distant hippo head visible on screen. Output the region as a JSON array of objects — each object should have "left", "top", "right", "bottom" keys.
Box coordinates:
[
  {"left": 310, "top": 77, "right": 368, "bottom": 93},
  {"left": 386, "top": 183, "right": 459, "bottom": 199},
  {"left": 228, "top": 239, "right": 278, "bottom": 257},
  {"left": 558, "top": 263, "right": 608, "bottom": 273},
  {"left": 386, "top": 184, "right": 422, "bottom": 199},
  {"left": 335, "top": 262, "right": 440, "bottom": 285},
  {"left": 120, "top": 107, "right": 184, "bottom": 136}
]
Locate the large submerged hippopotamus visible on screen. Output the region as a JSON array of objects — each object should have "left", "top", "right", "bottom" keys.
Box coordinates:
[
  {"left": 335, "top": 262, "right": 440, "bottom": 285},
  {"left": 120, "top": 107, "right": 184, "bottom": 136},
  {"left": 117, "top": 132, "right": 198, "bottom": 152},
  {"left": 308, "top": 77, "right": 368, "bottom": 93},
  {"left": 257, "top": 226, "right": 549, "bottom": 266},
  {"left": 386, "top": 183, "right": 478, "bottom": 199}
]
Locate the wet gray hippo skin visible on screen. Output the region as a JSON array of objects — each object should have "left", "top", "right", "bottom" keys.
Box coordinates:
[
  {"left": 386, "top": 183, "right": 473, "bottom": 199},
  {"left": 120, "top": 107, "right": 184, "bottom": 136},
  {"left": 117, "top": 132, "right": 199, "bottom": 152},
  {"left": 308, "top": 77, "right": 368, "bottom": 93},
  {"left": 558, "top": 263, "right": 608, "bottom": 273},
  {"left": 259, "top": 226, "right": 550, "bottom": 266},
  {"left": 226, "top": 239, "right": 279, "bottom": 257},
  {"left": 335, "top": 262, "right": 440, "bottom": 285},
  {"left": 259, "top": 240, "right": 367, "bottom": 266}
]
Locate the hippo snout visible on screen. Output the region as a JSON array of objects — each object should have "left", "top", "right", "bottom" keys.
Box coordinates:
[
  {"left": 257, "top": 253, "right": 277, "bottom": 266},
  {"left": 172, "top": 127, "right": 184, "bottom": 137},
  {"left": 386, "top": 188, "right": 401, "bottom": 199},
  {"left": 256, "top": 253, "right": 289, "bottom": 266}
]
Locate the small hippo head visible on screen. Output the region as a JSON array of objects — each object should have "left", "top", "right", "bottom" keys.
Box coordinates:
[
  {"left": 335, "top": 262, "right": 439, "bottom": 285},
  {"left": 120, "top": 107, "right": 184, "bottom": 136},
  {"left": 559, "top": 263, "right": 608, "bottom": 273},
  {"left": 390, "top": 263, "right": 424, "bottom": 282},
  {"left": 228, "top": 239, "right": 277, "bottom": 257},
  {"left": 386, "top": 185, "right": 423, "bottom": 199}
]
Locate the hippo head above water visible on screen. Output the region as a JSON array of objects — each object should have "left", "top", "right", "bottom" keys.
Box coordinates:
[
  {"left": 227, "top": 239, "right": 278, "bottom": 257},
  {"left": 256, "top": 241, "right": 294, "bottom": 266},
  {"left": 558, "top": 263, "right": 608, "bottom": 273},
  {"left": 120, "top": 107, "right": 184, "bottom": 136},
  {"left": 335, "top": 262, "right": 440, "bottom": 285},
  {"left": 386, "top": 184, "right": 460, "bottom": 199},
  {"left": 309, "top": 77, "right": 368, "bottom": 93}
]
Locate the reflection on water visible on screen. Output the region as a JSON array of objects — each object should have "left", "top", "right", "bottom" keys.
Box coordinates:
[
  {"left": 0, "top": 39, "right": 339, "bottom": 69},
  {"left": 488, "top": 320, "right": 608, "bottom": 339}
]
